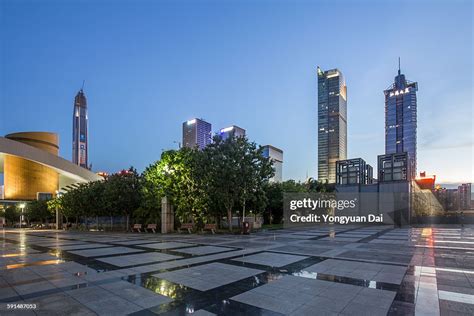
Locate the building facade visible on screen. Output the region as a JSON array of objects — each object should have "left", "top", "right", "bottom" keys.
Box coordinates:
[
  {"left": 182, "top": 118, "right": 212, "bottom": 150},
  {"left": 336, "top": 158, "right": 373, "bottom": 185},
  {"left": 458, "top": 183, "right": 472, "bottom": 210},
  {"left": 72, "top": 89, "right": 89, "bottom": 169},
  {"left": 262, "top": 145, "right": 283, "bottom": 183},
  {"left": 317, "top": 67, "right": 347, "bottom": 183},
  {"left": 219, "top": 125, "right": 246, "bottom": 141},
  {"left": 0, "top": 132, "right": 100, "bottom": 201},
  {"left": 384, "top": 64, "right": 418, "bottom": 180},
  {"left": 378, "top": 152, "right": 410, "bottom": 182}
]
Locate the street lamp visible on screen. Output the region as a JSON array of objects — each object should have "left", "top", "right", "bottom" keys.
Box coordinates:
[
  {"left": 55, "top": 190, "right": 61, "bottom": 230},
  {"left": 19, "top": 203, "right": 26, "bottom": 229}
]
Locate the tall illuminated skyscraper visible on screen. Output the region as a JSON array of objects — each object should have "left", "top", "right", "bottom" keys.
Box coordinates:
[
  {"left": 317, "top": 67, "right": 347, "bottom": 183},
  {"left": 182, "top": 118, "right": 212, "bottom": 150},
  {"left": 72, "top": 88, "right": 89, "bottom": 169},
  {"left": 384, "top": 61, "right": 418, "bottom": 180}
]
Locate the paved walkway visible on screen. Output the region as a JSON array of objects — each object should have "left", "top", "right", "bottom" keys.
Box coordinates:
[{"left": 1, "top": 225, "right": 473, "bottom": 315}]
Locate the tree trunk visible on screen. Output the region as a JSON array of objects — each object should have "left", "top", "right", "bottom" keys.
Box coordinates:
[
  {"left": 96, "top": 216, "right": 99, "bottom": 230},
  {"left": 110, "top": 216, "right": 113, "bottom": 231},
  {"left": 126, "top": 214, "right": 130, "bottom": 232},
  {"left": 227, "top": 209, "right": 232, "bottom": 232}
]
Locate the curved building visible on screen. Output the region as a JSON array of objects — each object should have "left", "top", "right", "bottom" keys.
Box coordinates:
[{"left": 0, "top": 132, "right": 100, "bottom": 201}]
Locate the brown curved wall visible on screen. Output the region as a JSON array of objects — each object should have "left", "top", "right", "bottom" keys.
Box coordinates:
[
  {"left": 5, "top": 132, "right": 59, "bottom": 156},
  {"left": 4, "top": 132, "right": 59, "bottom": 200}
]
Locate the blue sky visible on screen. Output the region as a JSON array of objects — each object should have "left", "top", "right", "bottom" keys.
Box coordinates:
[{"left": 1, "top": 0, "right": 473, "bottom": 185}]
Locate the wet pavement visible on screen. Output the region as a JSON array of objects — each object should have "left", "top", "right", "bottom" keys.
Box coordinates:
[{"left": 1, "top": 225, "right": 473, "bottom": 315}]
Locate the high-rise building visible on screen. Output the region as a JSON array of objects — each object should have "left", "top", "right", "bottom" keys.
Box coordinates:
[
  {"left": 182, "top": 118, "right": 212, "bottom": 150},
  {"left": 219, "top": 125, "right": 246, "bottom": 141},
  {"left": 384, "top": 61, "right": 418, "bottom": 180},
  {"left": 317, "top": 67, "right": 347, "bottom": 183},
  {"left": 458, "top": 183, "right": 472, "bottom": 210},
  {"left": 262, "top": 145, "right": 283, "bottom": 182},
  {"left": 72, "top": 89, "right": 89, "bottom": 169}
]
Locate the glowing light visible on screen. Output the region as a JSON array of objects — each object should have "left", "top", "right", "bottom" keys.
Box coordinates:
[
  {"left": 220, "top": 126, "right": 234, "bottom": 133},
  {"left": 6, "top": 259, "right": 63, "bottom": 269},
  {"left": 1, "top": 253, "right": 23, "bottom": 258},
  {"left": 187, "top": 119, "right": 196, "bottom": 125}
]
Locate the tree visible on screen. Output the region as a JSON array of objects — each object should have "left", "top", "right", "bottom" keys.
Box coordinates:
[
  {"left": 203, "top": 136, "right": 274, "bottom": 231},
  {"left": 4, "top": 205, "right": 19, "bottom": 226},
  {"left": 142, "top": 148, "right": 209, "bottom": 226},
  {"left": 263, "top": 182, "right": 283, "bottom": 224},
  {"left": 26, "top": 200, "right": 53, "bottom": 224},
  {"left": 103, "top": 167, "right": 142, "bottom": 230}
]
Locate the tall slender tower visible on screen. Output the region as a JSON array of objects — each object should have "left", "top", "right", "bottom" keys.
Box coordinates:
[
  {"left": 72, "top": 87, "right": 88, "bottom": 169},
  {"left": 383, "top": 60, "right": 418, "bottom": 180},
  {"left": 317, "top": 67, "right": 347, "bottom": 183}
]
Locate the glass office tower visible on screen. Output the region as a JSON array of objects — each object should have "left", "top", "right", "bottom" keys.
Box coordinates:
[
  {"left": 182, "top": 118, "right": 212, "bottom": 150},
  {"left": 384, "top": 64, "right": 418, "bottom": 180},
  {"left": 219, "top": 125, "right": 246, "bottom": 141},
  {"left": 317, "top": 67, "right": 347, "bottom": 183},
  {"left": 72, "top": 89, "right": 88, "bottom": 169},
  {"left": 262, "top": 145, "right": 283, "bottom": 183}
]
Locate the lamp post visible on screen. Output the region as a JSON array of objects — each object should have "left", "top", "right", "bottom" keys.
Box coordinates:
[
  {"left": 55, "top": 190, "right": 63, "bottom": 230},
  {"left": 19, "top": 203, "right": 26, "bottom": 229}
]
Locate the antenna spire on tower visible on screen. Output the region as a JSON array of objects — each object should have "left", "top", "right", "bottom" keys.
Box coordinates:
[
  {"left": 81, "top": 80, "right": 85, "bottom": 91},
  {"left": 398, "top": 57, "right": 401, "bottom": 75}
]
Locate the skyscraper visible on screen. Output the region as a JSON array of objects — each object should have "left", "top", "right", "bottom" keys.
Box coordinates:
[
  {"left": 384, "top": 61, "right": 418, "bottom": 180},
  {"left": 72, "top": 88, "right": 88, "bottom": 169},
  {"left": 219, "top": 125, "right": 246, "bottom": 141},
  {"left": 262, "top": 145, "right": 283, "bottom": 182},
  {"left": 317, "top": 67, "right": 347, "bottom": 183},
  {"left": 182, "top": 118, "right": 212, "bottom": 150}
]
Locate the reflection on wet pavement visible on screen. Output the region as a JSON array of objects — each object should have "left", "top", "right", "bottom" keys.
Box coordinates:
[{"left": 0, "top": 225, "right": 473, "bottom": 315}]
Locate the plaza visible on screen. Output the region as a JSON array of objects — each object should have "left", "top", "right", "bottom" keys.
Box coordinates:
[{"left": 1, "top": 225, "right": 473, "bottom": 315}]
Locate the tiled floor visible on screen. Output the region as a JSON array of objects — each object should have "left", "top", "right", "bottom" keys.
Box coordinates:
[
  {"left": 154, "top": 262, "right": 263, "bottom": 291},
  {"left": 0, "top": 225, "right": 473, "bottom": 315},
  {"left": 232, "top": 252, "right": 308, "bottom": 267}
]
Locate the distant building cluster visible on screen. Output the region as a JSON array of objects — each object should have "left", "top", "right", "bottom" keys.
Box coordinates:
[
  {"left": 325, "top": 61, "right": 472, "bottom": 216},
  {"left": 319, "top": 61, "right": 417, "bottom": 186},
  {"left": 434, "top": 183, "right": 473, "bottom": 211},
  {"left": 182, "top": 118, "right": 283, "bottom": 182}
]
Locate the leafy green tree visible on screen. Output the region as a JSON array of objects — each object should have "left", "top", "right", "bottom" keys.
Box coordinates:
[
  {"left": 142, "top": 148, "right": 209, "bottom": 226},
  {"left": 203, "top": 136, "right": 274, "bottom": 231},
  {"left": 103, "top": 167, "right": 142, "bottom": 230},
  {"left": 26, "top": 200, "right": 53, "bottom": 224},
  {"left": 4, "top": 205, "right": 19, "bottom": 226},
  {"left": 263, "top": 182, "right": 283, "bottom": 224}
]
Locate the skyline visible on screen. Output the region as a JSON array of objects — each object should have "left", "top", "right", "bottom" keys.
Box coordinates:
[{"left": 1, "top": 0, "right": 473, "bottom": 185}]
